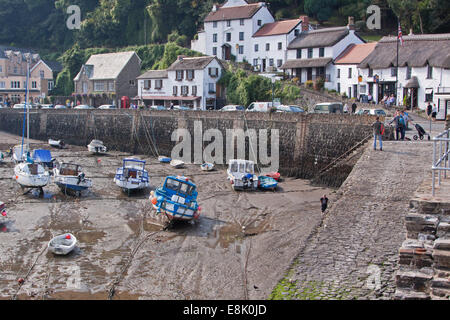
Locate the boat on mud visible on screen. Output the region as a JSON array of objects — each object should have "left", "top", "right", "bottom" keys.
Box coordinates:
[
  {"left": 264, "top": 172, "right": 281, "bottom": 181},
  {"left": 227, "top": 159, "right": 258, "bottom": 191},
  {"left": 158, "top": 156, "right": 172, "bottom": 163},
  {"left": 53, "top": 161, "right": 92, "bottom": 195},
  {"left": 48, "top": 233, "right": 77, "bottom": 255},
  {"left": 258, "top": 175, "right": 278, "bottom": 191},
  {"left": 200, "top": 162, "right": 214, "bottom": 171},
  {"left": 32, "top": 149, "right": 55, "bottom": 169},
  {"left": 87, "top": 140, "right": 107, "bottom": 154},
  {"left": 170, "top": 159, "right": 185, "bottom": 169},
  {"left": 150, "top": 176, "right": 200, "bottom": 222},
  {"left": 114, "top": 158, "right": 149, "bottom": 193},
  {"left": 48, "top": 139, "right": 65, "bottom": 149},
  {"left": 14, "top": 161, "right": 50, "bottom": 192}
]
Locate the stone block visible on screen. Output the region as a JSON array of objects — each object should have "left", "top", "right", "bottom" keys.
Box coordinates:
[
  {"left": 437, "top": 222, "right": 450, "bottom": 239},
  {"left": 395, "top": 270, "right": 433, "bottom": 292},
  {"left": 394, "top": 288, "right": 430, "bottom": 300},
  {"left": 431, "top": 277, "right": 450, "bottom": 290},
  {"left": 433, "top": 239, "right": 450, "bottom": 250},
  {"left": 432, "top": 249, "right": 450, "bottom": 269}
]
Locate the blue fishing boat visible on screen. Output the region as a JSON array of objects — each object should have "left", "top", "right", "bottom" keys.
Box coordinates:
[
  {"left": 258, "top": 175, "right": 278, "bottom": 191},
  {"left": 149, "top": 176, "right": 200, "bottom": 222},
  {"left": 114, "top": 158, "right": 149, "bottom": 193}
]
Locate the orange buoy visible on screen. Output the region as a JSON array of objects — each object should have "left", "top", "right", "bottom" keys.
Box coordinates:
[{"left": 151, "top": 197, "right": 157, "bottom": 205}]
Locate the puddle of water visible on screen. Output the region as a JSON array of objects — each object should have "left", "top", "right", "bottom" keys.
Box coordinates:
[{"left": 76, "top": 230, "right": 105, "bottom": 244}]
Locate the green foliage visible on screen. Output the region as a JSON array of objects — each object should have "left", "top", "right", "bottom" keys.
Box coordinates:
[
  {"left": 54, "top": 68, "right": 73, "bottom": 96},
  {"left": 305, "top": 0, "right": 337, "bottom": 22}
]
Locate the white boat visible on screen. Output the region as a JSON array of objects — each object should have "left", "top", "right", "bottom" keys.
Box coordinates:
[
  {"left": 170, "top": 159, "right": 185, "bottom": 169},
  {"left": 48, "top": 139, "right": 65, "bottom": 149},
  {"left": 201, "top": 162, "right": 214, "bottom": 171},
  {"left": 87, "top": 140, "right": 107, "bottom": 154},
  {"left": 14, "top": 162, "right": 50, "bottom": 189},
  {"left": 53, "top": 161, "right": 92, "bottom": 195},
  {"left": 227, "top": 159, "right": 258, "bottom": 191},
  {"left": 114, "top": 158, "right": 150, "bottom": 193},
  {"left": 12, "top": 144, "right": 30, "bottom": 163},
  {"left": 48, "top": 233, "right": 77, "bottom": 255}
]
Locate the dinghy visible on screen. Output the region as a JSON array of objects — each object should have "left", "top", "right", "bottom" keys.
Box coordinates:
[
  {"left": 170, "top": 159, "right": 185, "bottom": 169},
  {"left": 48, "top": 139, "right": 65, "bottom": 149},
  {"left": 150, "top": 176, "right": 201, "bottom": 222},
  {"left": 265, "top": 172, "right": 281, "bottom": 181},
  {"left": 53, "top": 161, "right": 92, "bottom": 195},
  {"left": 200, "top": 162, "right": 214, "bottom": 171},
  {"left": 114, "top": 158, "right": 150, "bottom": 193},
  {"left": 14, "top": 162, "right": 50, "bottom": 190},
  {"left": 258, "top": 175, "right": 278, "bottom": 191},
  {"left": 48, "top": 233, "right": 77, "bottom": 255},
  {"left": 158, "top": 156, "right": 172, "bottom": 163},
  {"left": 87, "top": 140, "right": 107, "bottom": 154}
]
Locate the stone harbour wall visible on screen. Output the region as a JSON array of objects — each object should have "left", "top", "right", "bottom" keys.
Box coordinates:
[{"left": 0, "top": 109, "right": 389, "bottom": 185}]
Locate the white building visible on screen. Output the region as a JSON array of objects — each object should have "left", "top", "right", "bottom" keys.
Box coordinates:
[
  {"left": 137, "top": 56, "right": 224, "bottom": 110},
  {"left": 358, "top": 33, "right": 450, "bottom": 118},
  {"left": 281, "top": 18, "right": 365, "bottom": 90},
  {"left": 334, "top": 42, "right": 377, "bottom": 99}
]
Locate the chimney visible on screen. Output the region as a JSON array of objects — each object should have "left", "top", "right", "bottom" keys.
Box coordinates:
[
  {"left": 212, "top": 4, "right": 217, "bottom": 12},
  {"left": 300, "top": 15, "right": 309, "bottom": 32},
  {"left": 347, "top": 16, "right": 355, "bottom": 30}
]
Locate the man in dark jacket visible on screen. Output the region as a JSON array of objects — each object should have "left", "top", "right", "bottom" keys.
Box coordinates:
[
  {"left": 320, "top": 195, "right": 329, "bottom": 213},
  {"left": 352, "top": 102, "right": 357, "bottom": 114},
  {"left": 427, "top": 103, "right": 432, "bottom": 119},
  {"left": 372, "top": 116, "right": 384, "bottom": 151}
]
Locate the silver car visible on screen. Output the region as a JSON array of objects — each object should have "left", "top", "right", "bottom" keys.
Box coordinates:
[
  {"left": 74, "top": 105, "right": 94, "bottom": 109},
  {"left": 98, "top": 104, "right": 116, "bottom": 109}
]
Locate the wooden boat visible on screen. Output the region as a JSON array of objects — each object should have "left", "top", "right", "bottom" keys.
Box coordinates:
[
  {"left": 53, "top": 161, "right": 92, "bottom": 195},
  {"left": 87, "top": 140, "right": 107, "bottom": 154},
  {"left": 200, "top": 162, "right": 214, "bottom": 171},
  {"left": 114, "top": 158, "right": 150, "bottom": 193},
  {"left": 48, "top": 233, "right": 77, "bottom": 255},
  {"left": 150, "top": 176, "right": 200, "bottom": 222},
  {"left": 265, "top": 172, "right": 281, "bottom": 181},
  {"left": 170, "top": 159, "right": 185, "bottom": 169},
  {"left": 158, "top": 156, "right": 172, "bottom": 163},
  {"left": 258, "top": 176, "right": 278, "bottom": 190},
  {"left": 227, "top": 159, "right": 258, "bottom": 191},
  {"left": 48, "top": 139, "right": 65, "bottom": 149}
]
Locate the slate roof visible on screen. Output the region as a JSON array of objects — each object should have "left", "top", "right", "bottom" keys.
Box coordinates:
[
  {"left": 167, "top": 56, "right": 222, "bottom": 71},
  {"left": 280, "top": 57, "right": 333, "bottom": 69},
  {"left": 288, "top": 27, "right": 352, "bottom": 49},
  {"left": 137, "top": 70, "right": 168, "bottom": 79}
]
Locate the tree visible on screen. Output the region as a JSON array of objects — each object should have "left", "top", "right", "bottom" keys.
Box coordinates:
[{"left": 304, "top": 0, "right": 337, "bottom": 22}]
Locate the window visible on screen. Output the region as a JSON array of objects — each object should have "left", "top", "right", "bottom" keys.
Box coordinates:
[
  {"left": 406, "top": 66, "right": 412, "bottom": 80},
  {"left": 40, "top": 70, "right": 45, "bottom": 78},
  {"left": 254, "top": 44, "right": 259, "bottom": 52},
  {"left": 269, "top": 59, "right": 274, "bottom": 67},
  {"left": 296, "top": 49, "right": 302, "bottom": 59},
  {"left": 94, "top": 81, "right": 105, "bottom": 91},
  {"left": 208, "top": 83, "right": 216, "bottom": 93},
  {"left": 307, "top": 48, "right": 313, "bottom": 58},
  {"left": 294, "top": 29, "right": 300, "bottom": 36},
  {"left": 213, "top": 21, "right": 217, "bottom": 28},
  {"left": 277, "top": 59, "right": 283, "bottom": 68},
  {"left": 266, "top": 43, "right": 270, "bottom": 51},
  {"left": 212, "top": 47, "right": 217, "bottom": 56},
  {"left": 427, "top": 65, "right": 433, "bottom": 79},
  {"left": 226, "top": 33, "right": 231, "bottom": 42},
  {"left": 360, "top": 85, "right": 367, "bottom": 94},
  {"left": 0, "top": 81, "right": 5, "bottom": 88},
  {"left": 239, "top": 32, "right": 244, "bottom": 41},
  {"left": 209, "top": 67, "right": 219, "bottom": 77},
  {"left": 108, "top": 82, "right": 114, "bottom": 92},
  {"left": 181, "top": 85, "right": 189, "bottom": 96},
  {"left": 0, "top": 66, "right": 2, "bottom": 73},
  {"left": 155, "top": 79, "right": 163, "bottom": 89},
  {"left": 238, "top": 45, "right": 244, "bottom": 54},
  {"left": 368, "top": 68, "right": 373, "bottom": 77},
  {"left": 82, "top": 82, "right": 88, "bottom": 94},
  {"left": 257, "top": 20, "right": 262, "bottom": 26},
  {"left": 337, "top": 83, "right": 340, "bottom": 93},
  {"left": 240, "top": 19, "right": 244, "bottom": 26},
  {"left": 173, "top": 86, "right": 178, "bottom": 96},
  {"left": 129, "top": 80, "right": 136, "bottom": 86},
  {"left": 192, "top": 85, "right": 197, "bottom": 96},
  {"left": 213, "top": 34, "right": 217, "bottom": 42},
  {"left": 391, "top": 67, "right": 397, "bottom": 77},
  {"left": 186, "top": 70, "right": 195, "bottom": 80},
  {"left": 31, "top": 81, "right": 37, "bottom": 89},
  {"left": 176, "top": 70, "right": 183, "bottom": 81},
  {"left": 144, "top": 80, "right": 151, "bottom": 89},
  {"left": 337, "top": 69, "right": 340, "bottom": 79},
  {"left": 348, "top": 68, "right": 352, "bottom": 78},
  {"left": 425, "top": 89, "right": 433, "bottom": 102},
  {"left": 319, "top": 48, "right": 325, "bottom": 57},
  {"left": 13, "top": 66, "right": 17, "bottom": 74},
  {"left": 253, "top": 59, "right": 258, "bottom": 66},
  {"left": 278, "top": 42, "right": 282, "bottom": 50},
  {"left": 227, "top": 20, "right": 231, "bottom": 27}
]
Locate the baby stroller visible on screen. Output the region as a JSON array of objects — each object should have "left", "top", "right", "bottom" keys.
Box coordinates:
[{"left": 413, "top": 123, "right": 428, "bottom": 140}]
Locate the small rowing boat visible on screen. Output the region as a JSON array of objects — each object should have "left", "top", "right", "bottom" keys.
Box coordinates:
[
  {"left": 258, "top": 176, "right": 278, "bottom": 191},
  {"left": 200, "top": 162, "right": 214, "bottom": 171},
  {"left": 170, "top": 159, "right": 185, "bottom": 169},
  {"left": 48, "top": 233, "right": 77, "bottom": 255},
  {"left": 158, "top": 156, "right": 172, "bottom": 163},
  {"left": 48, "top": 139, "right": 65, "bottom": 149}
]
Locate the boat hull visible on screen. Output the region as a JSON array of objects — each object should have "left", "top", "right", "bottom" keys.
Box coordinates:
[
  {"left": 14, "top": 166, "right": 49, "bottom": 188},
  {"left": 114, "top": 178, "right": 149, "bottom": 191},
  {"left": 88, "top": 145, "right": 107, "bottom": 154}
]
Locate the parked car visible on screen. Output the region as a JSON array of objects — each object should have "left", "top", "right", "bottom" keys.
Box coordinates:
[
  {"left": 312, "top": 102, "right": 343, "bottom": 114},
  {"left": 246, "top": 102, "right": 278, "bottom": 112},
  {"left": 54, "top": 104, "right": 67, "bottom": 109},
  {"left": 221, "top": 105, "right": 245, "bottom": 111},
  {"left": 41, "top": 104, "right": 54, "bottom": 109},
  {"left": 276, "top": 105, "right": 305, "bottom": 113},
  {"left": 150, "top": 105, "right": 167, "bottom": 111},
  {"left": 356, "top": 108, "right": 386, "bottom": 116},
  {"left": 12, "top": 103, "right": 34, "bottom": 109},
  {"left": 173, "top": 105, "right": 191, "bottom": 111},
  {"left": 98, "top": 104, "right": 116, "bottom": 109},
  {"left": 74, "top": 105, "right": 94, "bottom": 109}
]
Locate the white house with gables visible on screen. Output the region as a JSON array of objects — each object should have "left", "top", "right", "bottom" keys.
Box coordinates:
[
  {"left": 136, "top": 56, "right": 224, "bottom": 110},
  {"left": 358, "top": 33, "right": 450, "bottom": 118}
]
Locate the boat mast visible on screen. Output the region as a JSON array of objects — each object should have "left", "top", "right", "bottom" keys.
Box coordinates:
[{"left": 26, "top": 58, "right": 30, "bottom": 149}]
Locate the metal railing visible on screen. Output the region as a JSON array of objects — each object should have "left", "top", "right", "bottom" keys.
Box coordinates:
[{"left": 432, "top": 129, "right": 450, "bottom": 196}]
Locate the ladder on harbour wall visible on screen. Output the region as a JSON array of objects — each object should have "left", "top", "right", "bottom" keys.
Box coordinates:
[{"left": 432, "top": 129, "right": 450, "bottom": 196}]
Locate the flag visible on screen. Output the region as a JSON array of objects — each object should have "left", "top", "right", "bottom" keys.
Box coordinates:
[{"left": 398, "top": 22, "right": 404, "bottom": 46}]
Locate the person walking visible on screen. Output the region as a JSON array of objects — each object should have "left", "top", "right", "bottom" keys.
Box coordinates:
[
  {"left": 372, "top": 116, "right": 384, "bottom": 151},
  {"left": 431, "top": 103, "right": 437, "bottom": 122},
  {"left": 351, "top": 102, "right": 357, "bottom": 114},
  {"left": 343, "top": 103, "right": 349, "bottom": 114},
  {"left": 389, "top": 111, "right": 405, "bottom": 141},
  {"left": 320, "top": 195, "right": 329, "bottom": 213},
  {"left": 427, "top": 103, "right": 433, "bottom": 120}
]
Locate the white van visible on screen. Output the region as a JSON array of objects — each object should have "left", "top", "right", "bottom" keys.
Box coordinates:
[
  {"left": 246, "top": 102, "right": 280, "bottom": 112},
  {"left": 312, "top": 102, "right": 343, "bottom": 114}
]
